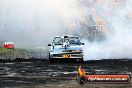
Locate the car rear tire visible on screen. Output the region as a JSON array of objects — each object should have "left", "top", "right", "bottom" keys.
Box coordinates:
[
  {"left": 75, "top": 58, "right": 83, "bottom": 63},
  {"left": 79, "top": 58, "right": 84, "bottom": 63}
]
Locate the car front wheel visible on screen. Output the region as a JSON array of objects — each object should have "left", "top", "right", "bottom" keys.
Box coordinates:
[
  {"left": 49, "top": 58, "right": 54, "bottom": 63},
  {"left": 49, "top": 53, "right": 54, "bottom": 63}
]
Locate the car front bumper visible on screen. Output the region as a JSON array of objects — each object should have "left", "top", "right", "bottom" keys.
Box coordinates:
[{"left": 49, "top": 52, "right": 84, "bottom": 59}]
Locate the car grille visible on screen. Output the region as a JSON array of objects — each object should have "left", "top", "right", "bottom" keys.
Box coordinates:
[
  {"left": 52, "top": 53, "right": 83, "bottom": 57},
  {"left": 62, "top": 50, "right": 73, "bottom": 52},
  {"left": 71, "top": 54, "right": 83, "bottom": 57},
  {"left": 53, "top": 54, "right": 63, "bottom": 57}
]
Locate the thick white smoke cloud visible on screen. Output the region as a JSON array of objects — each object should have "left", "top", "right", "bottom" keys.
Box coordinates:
[
  {"left": 0, "top": 0, "right": 81, "bottom": 48},
  {"left": 82, "top": 0, "right": 132, "bottom": 60},
  {"left": 0, "top": 0, "right": 132, "bottom": 60}
]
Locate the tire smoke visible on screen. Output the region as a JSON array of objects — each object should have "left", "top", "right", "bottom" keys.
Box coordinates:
[
  {"left": 81, "top": 0, "right": 132, "bottom": 60},
  {"left": 0, "top": 0, "right": 132, "bottom": 60}
]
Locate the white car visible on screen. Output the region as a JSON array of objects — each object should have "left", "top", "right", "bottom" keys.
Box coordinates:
[{"left": 48, "top": 35, "right": 84, "bottom": 62}]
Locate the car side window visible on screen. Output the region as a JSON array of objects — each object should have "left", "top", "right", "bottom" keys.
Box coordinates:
[{"left": 54, "top": 38, "right": 63, "bottom": 45}]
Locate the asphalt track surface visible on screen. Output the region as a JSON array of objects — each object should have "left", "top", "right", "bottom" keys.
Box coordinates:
[{"left": 0, "top": 59, "right": 132, "bottom": 88}]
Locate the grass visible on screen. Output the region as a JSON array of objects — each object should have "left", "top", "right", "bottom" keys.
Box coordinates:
[
  {"left": 0, "top": 47, "right": 13, "bottom": 54},
  {"left": 0, "top": 47, "right": 49, "bottom": 59},
  {"left": 0, "top": 47, "right": 25, "bottom": 53},
  {"left": 0, "top": 47, "right": 48, "bottom": 53}
]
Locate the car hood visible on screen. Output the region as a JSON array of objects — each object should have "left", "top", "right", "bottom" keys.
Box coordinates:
[{"left": 52, "top": 45, "right": 83, "bottom": 51}]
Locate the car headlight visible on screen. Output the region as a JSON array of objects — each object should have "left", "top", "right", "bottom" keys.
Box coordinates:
[
  {"left": 53, "top": 51, "right": 59, "bottom": 52},
  {"left": 72, "top": 50, "right": 83, "bottom": 52},
  {"left": 53, "top": 50, "right": 61, "bottom": 52},
  {"left": 50, "top": 50, "right": 60, "bottom": 52}
]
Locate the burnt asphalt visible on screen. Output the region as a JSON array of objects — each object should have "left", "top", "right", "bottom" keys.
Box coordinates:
[{"left": 0, "top": 59, "right": 132, "bottom": 88}]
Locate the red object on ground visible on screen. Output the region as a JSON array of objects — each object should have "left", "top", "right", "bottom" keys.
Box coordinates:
[{"left": 4, "top": 42, "right": 15, "bottom": 49}]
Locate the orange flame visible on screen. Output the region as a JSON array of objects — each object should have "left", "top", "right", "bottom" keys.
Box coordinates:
[{"left": 78, "top": 66, "right": 86, "bottom": 76}]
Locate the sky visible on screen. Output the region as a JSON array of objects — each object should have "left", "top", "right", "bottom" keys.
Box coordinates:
[{"left": 0, "top": 0, "right": 132, "bottom": 60}]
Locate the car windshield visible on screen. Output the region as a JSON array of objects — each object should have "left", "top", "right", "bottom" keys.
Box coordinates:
[
  {"left": 53, "top": 37, "right": 81, "bottom": 45},
  {"left": 53, "top": 37, "right": 64, "bottom": 45}
]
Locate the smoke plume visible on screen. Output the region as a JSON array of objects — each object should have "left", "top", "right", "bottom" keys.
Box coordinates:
[
  {"left": 0, "top": 0, "right": 132, "bottom": 60},
  {"left": 81, "top": 0, "right": 132, "bottom": 60}
]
